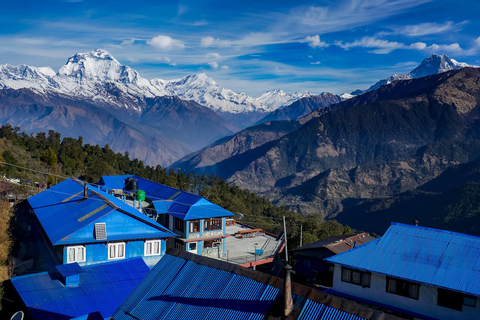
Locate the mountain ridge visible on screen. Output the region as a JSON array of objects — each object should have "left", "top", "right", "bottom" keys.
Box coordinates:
[{"left": 173, "top": 68, "right": 480, "bottom": 220}]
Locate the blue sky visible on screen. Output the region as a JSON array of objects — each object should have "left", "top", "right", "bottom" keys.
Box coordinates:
[{"left": 1, "top": 0, "right": 479, "bottom": 95}]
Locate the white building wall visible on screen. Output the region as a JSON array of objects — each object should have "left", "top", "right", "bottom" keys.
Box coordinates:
[{"left": 332, "top": 264, "right": 480, "bottom": 320}]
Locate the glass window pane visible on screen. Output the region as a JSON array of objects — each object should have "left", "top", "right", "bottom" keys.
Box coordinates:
[
  {"left": 147, "top": 242, "right": 152, "bottom": 255},
  {"left": 68, "top": 248, "right": 75, "bottom": 262},
  {"left": 352, "top": 271, "right": 361, "bottom": 284},
  {"left": 409, "top": 284, "right": 419, "bottom": 299},
  {"left": 341, "top": 268, "right": 351, "bottom": 282},
  {"left": 109, "top": 245, "right": 116, "bottom": 258},
  {"left": 154, "top": 241, "right": 160, "bottom": 254},
  {"left": 387, "top": 278, "right": 396, "bottom": 293},
  {"left": 77, "top": 247, "right": 84, "bottom": 261},
  {"left": 118, "top": 244, "right": 125, "bottom": 257},
  {"left": 362, "top": 273, "right": 371, "bottom": 287}
]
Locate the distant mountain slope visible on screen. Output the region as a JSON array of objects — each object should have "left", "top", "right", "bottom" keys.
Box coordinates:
[
  {"left": 0, "top": 87, "right": 234, "bottom": 166},
  {"left": 175, "top": 68, "right": 480, "bottom": 218},
  {"left": 174, "top": 66, "right": 476, "bottom": 175},
  {"left": 255, "top": 93, "right": 343, "bottom": 125},
  {"left": 334, "top": 162, "right": 480, "bottom": 237},
  {"left": 171, "top": 120, "right": 304, "bottom": 172}
]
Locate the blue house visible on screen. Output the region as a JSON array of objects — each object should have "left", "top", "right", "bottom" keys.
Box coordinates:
[
  {"left": 111, "top": 248, "right": 387, "bottom": 320},
  {"left": 27, "top": 178, "right": 175, "bottom": 268},
  {"left": 326, "top": 223, "right": 480, "bottom": 320},
  {"left": 96, "top": 175, "right": 234, "bottom": 259},
  {"left": 10, "top": 257, "right": 150, "bottom": 320}
]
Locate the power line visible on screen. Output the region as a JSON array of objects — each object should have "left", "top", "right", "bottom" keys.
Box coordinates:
[{"left": 0, "top": 161, "right": 69, "bottom": 180}]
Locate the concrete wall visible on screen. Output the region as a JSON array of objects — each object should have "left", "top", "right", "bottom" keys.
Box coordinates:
[
  {"left": 331, "top": 264, "right": 480, "bottom": 319},
  {"left": 200, "top": 238, "right": 225, "bottom": 258}
]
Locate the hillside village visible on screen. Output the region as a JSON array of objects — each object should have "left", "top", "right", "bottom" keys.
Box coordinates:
[
  {"left": 0, "top": 171, "right": 478, "bottom": 320},
  {"left": 1, "top": 1, "right": 480, "bottom": 318}
]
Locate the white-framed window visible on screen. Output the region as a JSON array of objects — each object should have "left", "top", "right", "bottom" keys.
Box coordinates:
[
  {"left": 108, "top": 242, "right": 125, "bottom": 260},
  {"left": 67, "top": 245, "right": 86, "bottom": 263},
  {"left": 145, "top": 240, "right": 162, "bottom": 256}
]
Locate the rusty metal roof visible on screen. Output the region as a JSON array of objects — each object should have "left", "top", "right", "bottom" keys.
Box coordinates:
[{"left": 293, "top": 233, "right": 376, "bottom": 255}]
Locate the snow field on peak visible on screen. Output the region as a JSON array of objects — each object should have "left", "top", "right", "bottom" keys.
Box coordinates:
[{"left": 0, "top": 49, "right": 312, "bottom": 114}]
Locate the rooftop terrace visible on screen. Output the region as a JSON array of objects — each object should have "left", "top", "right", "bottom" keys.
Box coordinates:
[{"left": 216, "top": 223, "right": 284, "bottom": 267}]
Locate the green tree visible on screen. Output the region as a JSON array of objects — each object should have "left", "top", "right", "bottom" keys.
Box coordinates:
[{"left": 41, "top": 147, "right": 58, "bottom": 167}]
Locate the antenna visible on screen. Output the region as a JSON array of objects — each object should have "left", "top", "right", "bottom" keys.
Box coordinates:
[{"left": 283, "top": 216, "right": 288, "bottom": 263}]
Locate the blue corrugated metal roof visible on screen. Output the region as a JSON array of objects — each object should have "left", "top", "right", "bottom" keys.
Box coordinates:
[
  {"left": 56, "top": 263, "right": 83, "bottom": 277},
  {"left": 326, "top": 223, "right": 480, "bottom": 297},
  {"left": 98, "top": 175, "right": 234, "bottom": 220},
  {"left": 27, "top": 178, "right": 175, "bottom": 245},
  {"left": 11, "top": 258, "right": 150, "bottom": 320},
  {"left": 298, "top": 299, "right": 366, "bottom": 320},
  {"left": 111, "top": 254, "right": 281, "bottom": 320}
]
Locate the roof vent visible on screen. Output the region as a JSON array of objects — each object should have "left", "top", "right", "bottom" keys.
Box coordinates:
[{"left": 95, "top": 223, "right": 107, "bottom": 240}]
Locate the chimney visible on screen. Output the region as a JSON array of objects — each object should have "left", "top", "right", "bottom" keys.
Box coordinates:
[
  {"left": 83, "top": 183, "right": 88, "bottom": 199},
  {"left": 284, "top": 264, "right": 293, "bottom": 317}
]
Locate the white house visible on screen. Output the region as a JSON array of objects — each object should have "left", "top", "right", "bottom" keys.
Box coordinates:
[{"left": 325, "top": 223, "right": 480, "bottom": 320}]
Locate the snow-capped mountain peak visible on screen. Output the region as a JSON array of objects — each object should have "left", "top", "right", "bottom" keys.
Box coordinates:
[
  {"left": 254, "top": 89, "right": 312, "bottom": 110},
  {"left": 58, "top": 48, "right": 141, "bottom": 84},
  {"left": 0, "top": 49, "right": 312, "bottom": 115},
  {"left": 409, "top": 53, "right": 461, "bottom": 78},
  {"left": 363, "top": 53, "right": 474, "bottom": 93}
]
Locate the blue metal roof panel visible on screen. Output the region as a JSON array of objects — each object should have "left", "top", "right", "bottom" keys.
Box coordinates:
[
  {"left": 298, "top": 299, "right": 366, "bottom": 320},
  {"left": 326, "top": 223, "right": 480, "bottom": 296},
  {"left": 99, "top": 175, "right": 234, "bottom": 221},
  {"left": 152, "top": 200, "right": 173, "bottom": 214},
  {"left": 28, "top": 178, "right": 174, "bottom": 245},
  {"left": 97, "top": 175, "right": 132, "bottom": 189},
  {"left": 111, "top": 254, "right": 280, "bottom": 320},
  {"left": 56, "top": 263, "right": 83, "bottom": 277},
  {"left": 11, "top": 258, "right": 150, "bottom": 320}
]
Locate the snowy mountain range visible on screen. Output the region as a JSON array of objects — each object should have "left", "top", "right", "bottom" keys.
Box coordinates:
[
  {"left": 363, "top": 53, "right": 475, "bottom": 93},
  {"left": 0, "top": 49, "right": 311, "bottom": 117}
]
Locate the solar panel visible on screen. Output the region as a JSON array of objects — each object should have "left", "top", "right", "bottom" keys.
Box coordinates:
[{"left": 95, "top": 223, "right": 107, "bottom": 240}]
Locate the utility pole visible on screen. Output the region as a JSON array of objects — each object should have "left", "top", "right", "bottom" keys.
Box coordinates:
[
  {"left": 300, "top": 224, "right": 303, "bottom": 247},
  {"left": 283, "top": 216, "right": 288, "bottom": 264}
]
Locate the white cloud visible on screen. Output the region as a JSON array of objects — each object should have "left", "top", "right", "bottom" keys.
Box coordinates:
[
  {"left": 200, "top": 33, "right": 281, "bottom": 48},
  {"left": 475, "top": 37, "right": 480, "bottom": 47},
  {"left": 221, "top": 65, "right": 229, "bottom": 70},
  {"left": 208, "top": 61, "right": 218, "bottom": 68},
  {"left": 121, "top": 38, "right": 136, "bottom": 46},
  {"left": 201, "top": 36, "right": 214, "bottom": 48},
  {"left": 335, "top": 37, "right": 405, "bottom": 54},
  {"left": 308, "top": 55, "right": 313, "bottom": 59},
  {"left": 284, "top": 0, "right": 433, "bottom": 34},
  {"left": 409, "top": 42, "right": 427, "bottom": 50},
  {"left": 154, "top": 56, "right": 171, "bottom": 63},
  {"left": 205, "top": 52, "right": 221, "bottom": 60},
  {"left": 147, "top": 35, "right": 185, "bottom": 50},
  {"left": 311, "top": 61, "right": 321, "bottom": 65},
  {"left": 302, "top": 35, "right": 328, "bottom": 48},
  {"left": 395, "top": 21, "right": 465, "bottom": 37},
  {"left": 427, "top": 43, "right": 463, "bottom": 53},
  {"left": 193, "top": 20, "right": 208, "bottom": 26}
]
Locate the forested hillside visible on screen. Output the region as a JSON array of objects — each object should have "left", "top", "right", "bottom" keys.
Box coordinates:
[{"left": 0, "top": 124, "right": 351, "bottom": 248}]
